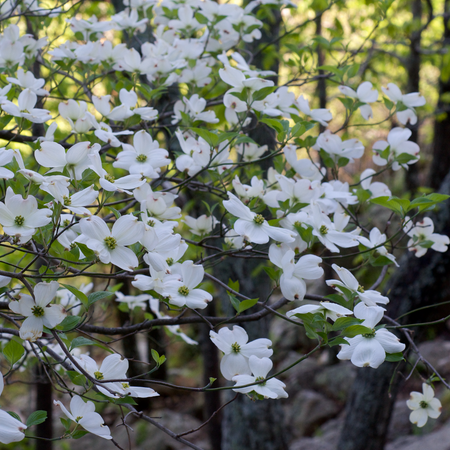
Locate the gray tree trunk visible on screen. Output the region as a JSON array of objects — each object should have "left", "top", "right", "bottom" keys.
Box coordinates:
[
  {"left": 337, "top": 170, "right": 450, "bottom": 450},
  {"left": 220, "top": 257, "right": 290, "bottom": 450}
]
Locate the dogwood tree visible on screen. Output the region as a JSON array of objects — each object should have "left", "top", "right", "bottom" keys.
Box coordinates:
[{"left": 0, "top": 0, "right": 448, "bottom": 448}]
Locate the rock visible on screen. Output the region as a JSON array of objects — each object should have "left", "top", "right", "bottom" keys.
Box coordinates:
[
  {"left": 285, "top": 389, "right": 339, "bottom": 438},
  {"left": 289, "top": 416, "right": 344, "bottom": 450},
  {"left": 415, "top": 339, "right": 450, "bottom": 376},
  {"left": 386, "top": 419, "right": 450, "bottom": 450},
  {"left": 290, "top": 437, "right": 335, "bottom": 450},
  {"left": 313, "top": 362, "right": 356, "bottom": 402},
  {"left": 135, "top": 409, "right": 211, "bottom": 450},
  {"left": 387, "top": 400, "right": 412, "bottom": 441},
  {"left": 279, "top": 351, "right": 321, "bottom": 390}
]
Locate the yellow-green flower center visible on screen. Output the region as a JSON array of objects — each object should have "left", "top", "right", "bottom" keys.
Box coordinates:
[
  {"left": 166, "top": 257, "right": 174, "bottom": 266},
  {"left": 357, "top": 285, "right": 365, "bottom": 293},
  {"left": 63, "top": 196, "right": 71, "bottom": 206},
  {"left": 319, "top": 225, "right": 328, "bottom": 235},
  {"left": 362, "top": 330, "right": 376, "bottom": 339},
  {"left": 231, "top": 342, "right": 241, "bottom": 353},
  {"left": 255, "top": 376, "right": 266, "bottom": 386},
  {"left": 122, "top": 382, "right": 130, "bottom": 389},
  {"left": 147, "top": 219, "right": 155, "bottom": 227},
  {"left": 14, "top": 215, "right": 25, "bottom": 226},
  {"left": 419, "top": 400, "right": 429, "bottom": 409},
  {"left": 94, "top": 371, "right": 104, "bottom": 380},
  {"left": 31, "top": 305, "right": 45, "bottom": 317},
  {"left": 136, "top": 154, "right": 147, "bottom": 163},
  {"left": 104, "top": 236, "right": 117, "bottom": 250},
  {"left": 253, "top": 214, "right": 265, "bottom": 225},
  {"left": 105, "top": 174, "right": 115, "bottom": 183},
  {"left": 178, "top": 286, "right": 190, "bottom": 296}
]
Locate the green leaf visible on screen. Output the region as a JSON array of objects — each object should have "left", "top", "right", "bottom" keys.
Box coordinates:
[
  {"left": 331, "top": 317, "right": 362, "bottom": 331},
  {"left": 328, "top": 336, "right": 350, "bottom": 347},
  {"left": 72, "top": 430, "right": 89, "bottom": 439},
  {"left": 57, "top": 316, "right": 81, "bottom": 332},
  {"left": 337, "top": 96, "right": 354, "bottom": 110},
  {"left": 111, "top": 396, "right": 137, "bottom": 405},
  {"left": 3, "top": 339, "right": 24, "bottom": 366},
  {"left": 252, "top": 86, "right": 277, "bottom": 102},
  {"left": 228, "top": 293, "right": 240, "bottom": 313},
  {"left": 151, "top": 349, "right": 160, "bottom": 364},
  {"left": 26, "top": 411, "right": 47, "bottom": 427},
  {"left": 347, "top": 63, "right": 360, "bottom": 78},
  {"left": 195, "top": 12, "right": 209, "bottom": 24},
  {"left": 7, "top": 411, "right": 21, "bottom": 421},
  {"left": 67, "top": 371, "right": 87, "bottom": 386},
  {"left": 337, "top": 157, "right": 350, "bottom": 168},
  {"left": 106, "top": 206, "right": 121, "bottom": 219},
  {"left": 191, "top": 127, "right": 219, "bottom": 147},
  {"left": 319, "top": 149, "right": 335, "bottom": 168},
  {"left": 259, "top": 118, "right": 284, "bottom": 133},
  {"left": 61, "top": 284, "right": 88, "bottom": 307},
  {"left": 209, "top": 377, "right": 217, "bottom": 385},
  {"left": 385, "top": 352, "right": 404, "bottom": 362},
  {"left": 70, "top": 337, "right": 94, "bottom": 351},
  {"left": 238, "top": 298, "right": 259, "bottom": 313},
  {"left": 76, "top": 243, "right": 97, "bottom": 261},
  {"left": 87, "top": 291, "right": 112, "bottom": 307},
  {"left": 263, "top": 266, "right": 280, "bottom": 283},
  {"left": 384, "top": 97, "right": 394, "bottom": 110},
  {"left": 395, "top": 153, "right": 418, "bottom": 165},
  {"left": 372, "top": 255, "right": 395, "bottom": 266},
  {"left": 60, "top": 417, "right": 71, "bottom": 431},
  {"left": 370, "top": 196, "right": 410, "bottom": 217},
  {"left": 228, "top": 279, "right": 240, "bottom": 292},
  {"left": 340, "top": 325, "right": 373, "bottom": 338},
  {"left": 324, "top": 294, "right": 350, "bottom": 307},
  {"left": 291, "top": 122, "right": 305, "bottom": 138}
]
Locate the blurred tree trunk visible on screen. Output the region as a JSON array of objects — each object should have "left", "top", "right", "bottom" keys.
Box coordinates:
[
  {"left": 220, "top": 257, "right": 289, "bottom": 450},
  {"left": 338, "top": 156, "right": 450, "bottom": 449},
  {"left": 338, "top": 5, "right": 450, "bottom": 447},
  {"left": 405, "top": 0, "right": 423, "bottom": 193},
  {"left": 429, "top": 0, "right": 450, "bottom": 189}
]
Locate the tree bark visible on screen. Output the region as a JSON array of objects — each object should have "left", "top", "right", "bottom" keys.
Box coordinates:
[
  {"left": 405, "top": 0, "right": 423, "bottom": 193},
  {"left": 220, "top": 257, "right": 290, "bottom": 450},
  {"left": 337, "top": 168, "right": 450, "bottom": 450},
  {"left": 429, "top": 0, "right": 450, "bottom": 189}
]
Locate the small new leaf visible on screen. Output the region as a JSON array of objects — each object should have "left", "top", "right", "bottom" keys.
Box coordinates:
[{"left": 26, "top": 411, "right": 47, "bottom": 427}]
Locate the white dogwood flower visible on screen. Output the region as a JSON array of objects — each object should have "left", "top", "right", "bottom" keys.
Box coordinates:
[
  {"left": 54, "top": 395, "right": 112, "bottom": 439},
  {"left": 372, "top": 127, "right": 420, "bottom": 171},
  {"left": 232, "top": 356, "right": 288, "bottom": 399},
  {"left": 336, "top": 303, "right": 405, "bottom": 368},
  {"left": 382, "top": 82, "right": 426, "bottom": 125},
  {"left": 404, "top": 217, "right": 449, "bottom": 258},
  {"left": 269, "top": 244, "right": 323, "bottom": 301},
  {"left": 406, "top": 383, "right": 442, "bottom": 427},
  {"left": 287, "top": 301, "right": 353, "bottom": 322},
  {"left": 326, "top": 264, "right": 389, "bottom": 306},
  {"left": 210, "top": 325, "right": 273, "bottom": 381},
  {"left": 223, "top": 193, "right": 295, "bottom": 245},
  {"left": 339, "top": 82, "right": 379, "bottom": 120},
  {"left": 163, "top": 260, "right": 212, "bottom": 309},
  {"left": 9, "top": 281, "right": 66, "bottom": 342},
  {"left": 0, "top": 188, "right": 52, "bottom": 244},
  {"left": 78, "top": 215, "right": 144, "bottom": 271},
  {"left": 1, "top": 89, "right": 51, "bottom": 123}
]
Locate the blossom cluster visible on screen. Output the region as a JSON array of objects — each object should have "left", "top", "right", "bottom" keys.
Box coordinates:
[{"left": 0, "top": 0, "right": 448, "bottom": 444}]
